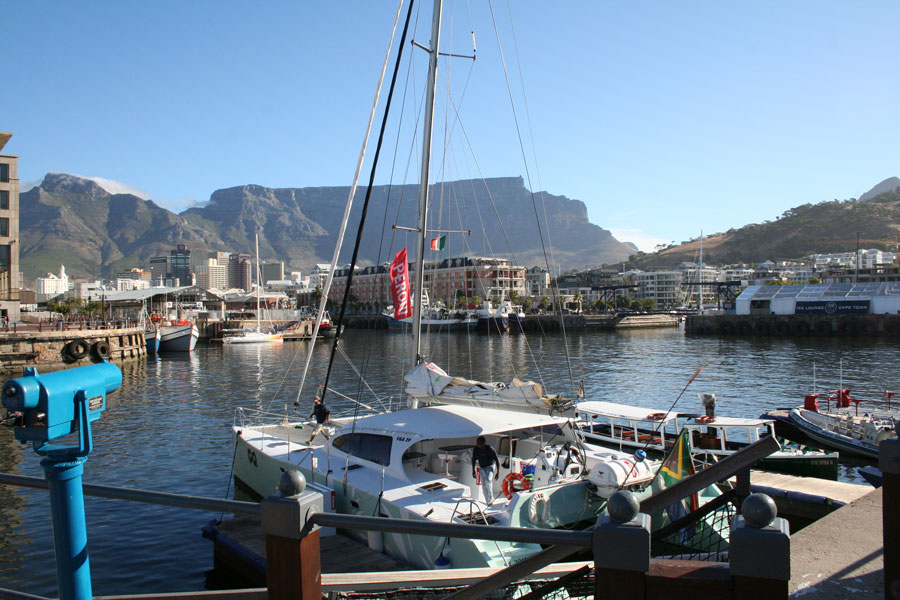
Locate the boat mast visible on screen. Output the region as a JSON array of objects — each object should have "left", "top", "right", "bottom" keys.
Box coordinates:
[
  {"left": 698, "top": 230, "right": 704, "bottom": 315},
  {"left": 412, "top": 0, "right": 443, "bottom": 366},
  {"left": 255, "top": 233, "right": 261, "bottom": 332}
]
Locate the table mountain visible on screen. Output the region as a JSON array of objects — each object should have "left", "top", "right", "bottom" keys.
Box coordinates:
[{"left": 20, "top": 174, "right": 633, "bottom": 280}]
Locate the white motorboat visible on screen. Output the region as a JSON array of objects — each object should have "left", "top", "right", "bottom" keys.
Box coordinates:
[{"left": 789, "top": 389, "right": 897, "bottom": 459}]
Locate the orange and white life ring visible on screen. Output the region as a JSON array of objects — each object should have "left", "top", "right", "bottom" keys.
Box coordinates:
[
  {"left": 501, "top": 472, "right": 531, "bottom": 499},
  {"left": 647, "top": 412, "right": 668, "bottom": 420},
  {"left": 696, "top": 415, "right": 716, "bottom": 424}
]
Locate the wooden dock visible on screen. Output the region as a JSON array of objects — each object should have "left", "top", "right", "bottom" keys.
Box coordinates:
[
  {"left": 204, "top": 517, "right": 408, "bottom": 587},
  {"left": 741, "top": 470, "right": 873, "bottom": 525}
]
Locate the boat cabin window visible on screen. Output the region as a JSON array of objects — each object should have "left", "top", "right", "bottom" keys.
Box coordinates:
[{"left": 332, "top": 433, "right": 393, "bottom": 466}]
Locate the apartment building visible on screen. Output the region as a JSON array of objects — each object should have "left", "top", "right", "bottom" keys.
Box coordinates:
[{"left": 0, "top": 133, "right": 20, "bottom": 323}]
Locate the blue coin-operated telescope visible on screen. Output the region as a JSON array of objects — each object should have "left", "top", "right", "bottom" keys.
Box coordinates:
[{"left": 1, "top": 362, "right": 122, "bottom": 600}]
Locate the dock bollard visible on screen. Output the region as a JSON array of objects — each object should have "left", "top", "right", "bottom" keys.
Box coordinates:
[
  {"left": 880, "top": 427, "right": 900, "bottom": 598},
  {"left": 261, "top": 470, "right": 323, "bottom": 600},
  {"left": 593, "top": 491, "right": 650, "bottom": 599},
  {"left": 729, "top": 492, "right": 790, "bottom": 599}
]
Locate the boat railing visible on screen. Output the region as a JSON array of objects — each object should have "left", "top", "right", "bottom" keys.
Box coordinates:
[
  {"left": 817, "top": 389, "right": 900, "bottom": 414},
  {"left": 449, "top": 498, "right": 510, "bottom": 567}
]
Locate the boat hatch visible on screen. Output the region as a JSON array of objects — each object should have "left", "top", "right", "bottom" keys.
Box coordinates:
[
  {"left": 419, "top": 482, "right": 448, "bottom": 492},
  {"left": 456, "top": 511, "right": 500, "bottom": 525}
]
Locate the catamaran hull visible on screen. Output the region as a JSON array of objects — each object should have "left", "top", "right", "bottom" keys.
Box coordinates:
[
  {"left": 234, "top": 428, "right": 578, "bottom": 570},
  {"left": 159, "top": 324, "right": 199, "bottom": 352}
]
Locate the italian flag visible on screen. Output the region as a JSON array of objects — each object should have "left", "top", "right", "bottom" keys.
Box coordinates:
[{"left": 430, "top": 235, "right": 446, "bottom": 251}]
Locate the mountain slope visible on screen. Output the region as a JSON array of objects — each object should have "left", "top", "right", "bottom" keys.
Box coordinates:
[{"left": 628, "top": 186, "right": 900, "bottom": 268}]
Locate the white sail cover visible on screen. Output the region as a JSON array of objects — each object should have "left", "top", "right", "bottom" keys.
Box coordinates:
[{"left": 404, "top": 362, "right": 573, "bottom": 415}]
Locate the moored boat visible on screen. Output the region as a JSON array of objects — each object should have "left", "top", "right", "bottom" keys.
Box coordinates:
[
  {"left": 158, "top": 319, "right": 199, "bottom": 352},
  {"left": 575, "top": 397, "right": 839, "bottom": 480},
  {"left": 232, "top": 401, "right": 726, "bottom": 570},
  {"left": 787, "top": 389, "right": 897, "bottom": 459}
]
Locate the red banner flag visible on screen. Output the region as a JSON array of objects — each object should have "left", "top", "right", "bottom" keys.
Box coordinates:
[{"left": 390, "top": 248, "right": 412, "bottom": 319}]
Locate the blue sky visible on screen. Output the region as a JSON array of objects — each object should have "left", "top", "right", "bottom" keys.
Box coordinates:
[{"left": 3, "top": 1, "right": 898, "bottom": 253}]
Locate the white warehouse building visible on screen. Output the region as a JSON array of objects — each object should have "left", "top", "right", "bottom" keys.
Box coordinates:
[{"left": 735, "top": 282, "right": 900, "bottom": 316}]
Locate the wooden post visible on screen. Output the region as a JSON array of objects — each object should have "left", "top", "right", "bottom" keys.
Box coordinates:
[
  {"left": 265, "top": 529, "right": 321, "bottom": 600},
  {"left": 260, "top": 472, "right": 324, "bottom": 600},
  {"left": 880, "top": 435, "right": 900, "bottom": 598}
]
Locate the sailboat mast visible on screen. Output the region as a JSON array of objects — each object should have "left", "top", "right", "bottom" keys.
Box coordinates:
[
  {"left": 255, "top": 233, "right": 261, "bottom": 332},
  {"left": 412, "top": 0, "right": 443, "bottom": 366}
]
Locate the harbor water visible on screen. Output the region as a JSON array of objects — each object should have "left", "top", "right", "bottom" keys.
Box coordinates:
[{"left": 0, "top": 326, "right": 897, "bottom": 597}]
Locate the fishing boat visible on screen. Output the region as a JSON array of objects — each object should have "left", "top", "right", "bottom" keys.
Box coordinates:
[
  {"left": 223, "top": 235, "right": 284, "bottom": 344},
  {"left": 144, "top": 326, "right": 160, "bottom": 354},
  {"left": 788, "top": 389, "right": 897, "bottom": 459},
  {"left": 231, "top": 0, "right": 730, "bottom": 570},
  {"left": 158, "top": 318, "right": 199, "bottom": 352},
  {"left": 575, "top": 396, "right": 839, "bottom": 480}
]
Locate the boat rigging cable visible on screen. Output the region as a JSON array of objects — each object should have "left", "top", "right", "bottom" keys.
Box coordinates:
[
  {"left": 319, "top": 0, "right": 417, "bottom": 409},
  {"left": 487, "top": 0, "right": 576, "bottom": 399},
  {"left": 288, "top": 0, "right": 408, "bottom": 410}
]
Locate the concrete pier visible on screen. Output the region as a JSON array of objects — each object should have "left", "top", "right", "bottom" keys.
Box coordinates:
[
  {"left": 0, "top": 326, "right": 146, "bottom": 376},
  {"left": 686, "top": 313, "right": 900, "bottom": 337}
]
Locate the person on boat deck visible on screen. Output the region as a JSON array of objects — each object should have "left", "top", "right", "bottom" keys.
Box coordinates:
[
  {"left": 307, "top": 396, "right": 331, "bottom": 443},
  {"left": 472, "top": 436, "right": 500, "bottom": 503}
]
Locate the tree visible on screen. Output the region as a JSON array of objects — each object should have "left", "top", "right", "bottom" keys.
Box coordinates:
[
  {"left": 539, "top": 296, "right": 551, "bottom": 312},
  {"left": 572, "top": 292, "right": 583, "bottom": 314},
  {"left": 509, "top": 290, "right": 520, "bottom": 304},
  {"left": 640, "top": 299, "right": 656, "bottom": 311},
  {"left": 593, "top": 298, "right": 607, "bottom": 312},
  {"left": 522, "top": 296, "right": 535, "bottom": 311},
  {"left": 313, "top": 286, "right": 323, "bottom": 308}
]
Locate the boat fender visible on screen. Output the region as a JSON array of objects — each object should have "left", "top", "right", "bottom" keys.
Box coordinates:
[
  {"left": 695, "top": 415, "right": 715, "bottom": 424},
  {"left": 647, "top": 412, "right": 667, "bottom": 420},
  {"left": 501, "top": 472, "right": 530, "bottom": 500},
  {"left": 91, "top": 341, "right": 111, "bottom": 360},
  {"left": 66, "top": 339, "right": 90, "bottom": 360},
  {"left": 528, "top": 491, "right": 551, "bottom": 524}
]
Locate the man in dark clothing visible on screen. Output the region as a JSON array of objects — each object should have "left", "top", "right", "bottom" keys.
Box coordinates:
[
  {"left": 471, "top": 435, "right": 500, "bottom": 503},
  {"left": 307, "top": 396, "right": 331, "bottom": 443}
]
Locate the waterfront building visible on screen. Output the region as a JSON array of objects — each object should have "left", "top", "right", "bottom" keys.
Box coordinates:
[
  {"left": 194, "top": 259, "right": 228, "bottom": 291},
  {"left": 525, "top": 266, "right": 550, "bottom": 297},
  {"left": 170, "top": 245, "right": 193, "bottom": 286},
  {"left": 0, "top": 133, "right": 20, "bottom": 323},
  {"left": 148, "top": 256, "right": 169, "bottom": 282},
  {"left": 118, "top": 267, "right": 152, "bottom": 282},
  {"left": 115, "top": 278, "right": 150, "bottom": 292},
  {"left": 36, "top": 265, "right": 69, "bottom": 300},
  {"left": 228, "top": 253, "right": 252, "bottom": 291},
  {"left": 735, "top": 282, "right": 900, "bottom": 315},
  {"left": 328, "top": 256, "right": 526, "bottom": 309},
  {"left": 73, "top": 280, "right": 103, "bottom": 302},
  {"left": 261, "top": 261, "right": 284, "bottom": 285},
  {"left": 625, "top": 270, "right": 682, "bottom": 308}
]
